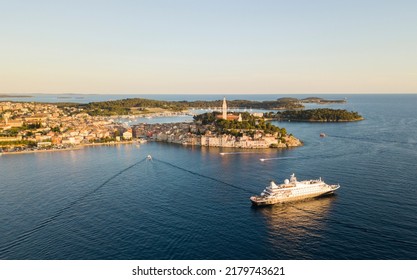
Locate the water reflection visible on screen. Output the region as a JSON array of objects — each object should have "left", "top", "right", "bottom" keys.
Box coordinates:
[{"left": 253, "top": 195, "right": 336, "bottom": 258}]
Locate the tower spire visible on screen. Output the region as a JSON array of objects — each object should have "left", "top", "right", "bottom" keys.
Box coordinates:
[{"left": 222, "top": 97, "right": 227, "bottom": 120}]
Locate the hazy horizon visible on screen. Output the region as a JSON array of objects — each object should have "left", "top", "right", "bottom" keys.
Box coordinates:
[
  {"left": 1, "top": 0, "right": 416, "bottom": 94},
  {"left": 2, "top": 92, "right": 417, "bottom": 96}
]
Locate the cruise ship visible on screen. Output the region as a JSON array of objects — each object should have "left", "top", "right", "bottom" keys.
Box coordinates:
[{"left": 250, "top": 174, "right": 340, "bottom": 206}]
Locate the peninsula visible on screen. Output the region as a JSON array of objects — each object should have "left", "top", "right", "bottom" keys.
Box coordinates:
[
  {"left": 56, "top": 96, "right": 305, "bottom": 116},
  {"left": 131, "top": 97, "right": 301, "bottom": 149},
  {"left": 55, "top": 96, "right": 347, "bottom": 116},
  {"left": 132, "top": 112, "right": 302, "bottom": 149}
]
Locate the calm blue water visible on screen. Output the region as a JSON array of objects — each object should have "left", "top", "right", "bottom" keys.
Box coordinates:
[{"left": 1, "top": 94, "right": 417, "bottom": 259}]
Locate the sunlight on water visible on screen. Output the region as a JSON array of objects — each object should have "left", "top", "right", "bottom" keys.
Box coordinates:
[{"left": 1, "top": 95, "right": 417, "bottom": 259}]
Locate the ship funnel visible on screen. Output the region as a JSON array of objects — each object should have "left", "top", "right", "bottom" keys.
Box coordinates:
[{"left": 270, "top": 181, "right": 279, "bottom": 188}]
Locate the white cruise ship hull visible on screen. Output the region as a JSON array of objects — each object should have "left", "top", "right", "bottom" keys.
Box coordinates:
[
  {"left": 250, "top": 188, "right": 337, "bottom": 206},
  {"left": 250, "top": 174, "right": 340, "bottom": 206}
]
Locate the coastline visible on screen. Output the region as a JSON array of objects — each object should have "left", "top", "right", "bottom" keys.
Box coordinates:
[
  {"left": 150, "top": 137, "right": 303, "bottom": 149},
  {"left": 114, "top": 110, "right": 192, "bottom": 119},
  {"left": 1, "top": 141, "right": 134, "bottom": 156},
  {"left": 3, "top": 98, "right": 349, "bottom": 156},
  {"left": 81, "top": 140, "right": 133, "bottom": 147},
  {"left": 1, "top": 146, "right": 82, "bottom": 155}
]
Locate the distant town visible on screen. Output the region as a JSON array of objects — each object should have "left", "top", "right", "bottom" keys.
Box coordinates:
[
  {"left": 0, "top": 101, "right": 131, "bottom": 153},
  {"left": 0, "top": 96, "right": 361, "bottom": 154},
  {"left": 0, "top": 97, "right": 302, "bottom": 154}
]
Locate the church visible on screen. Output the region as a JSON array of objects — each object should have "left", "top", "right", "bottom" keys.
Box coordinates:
[{"left": 216, "top": 97, "right": 242, "bottom": 122}]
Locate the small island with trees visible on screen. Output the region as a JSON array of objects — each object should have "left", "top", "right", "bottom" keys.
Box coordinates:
[
  {"left": 300, "top": 97, "right": 347, "bottom": 104},
  {"left": 265, "top": 108, "right": 363, "bottom": 122}
]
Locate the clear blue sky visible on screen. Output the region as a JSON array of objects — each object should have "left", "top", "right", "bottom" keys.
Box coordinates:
[{"left": 1, "top": 0, "right": 416, "bottom": 94}]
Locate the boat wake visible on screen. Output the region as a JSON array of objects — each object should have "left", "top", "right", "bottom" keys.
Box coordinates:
[
  {"left": 220, "top": 152, "right": 260, "bottom": 156},
  {"left": 154, "top": 158, "right": 253, "bottom": 194},
  {"left": 259, "top": 156, "right": 298, "bottom": 162},
  {"left": 0, "top": 157, "right": 148, "bottom": 257}
]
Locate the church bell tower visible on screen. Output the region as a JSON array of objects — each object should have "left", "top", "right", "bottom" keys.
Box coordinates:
[{"left": 222, "top": 97, "right": 227, "bottom": 120}]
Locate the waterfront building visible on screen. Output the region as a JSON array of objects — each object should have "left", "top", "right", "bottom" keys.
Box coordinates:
[
  {"left": 123, "top": 131, "right": 132, "bottom": 140},
  {"left": 37, "top": 142, "right": 52, "bottom": 148}
]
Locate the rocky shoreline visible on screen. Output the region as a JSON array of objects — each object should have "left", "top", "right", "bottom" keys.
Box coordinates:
[{"left": 132, "top": 122, "right": 303, "bottom": 149}]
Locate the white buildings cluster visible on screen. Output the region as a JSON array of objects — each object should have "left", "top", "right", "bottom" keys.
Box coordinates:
[
  {"left": 0, "top": 101, "right": 131, "bottom": 150},
  {"left": 133, "top": 122, "right": 301, "bottom": 149},
  {"left": 1, "top": 98, "right": 301, "bottom": 152}
]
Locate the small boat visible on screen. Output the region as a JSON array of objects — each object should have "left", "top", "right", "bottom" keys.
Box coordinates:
[
  {"left": 320, "top": 133, "right": 326, "bottom": 137},
  {"left": 146, "top": 155, "right": 152, "bottom": 161}
]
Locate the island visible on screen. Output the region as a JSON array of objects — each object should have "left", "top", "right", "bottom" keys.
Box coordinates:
[
  {"left": 0, "top": 94, "right": 32, "bottom": 98},
  {"left": 300, "top": 97, "right": 347, "bottom": 104},
  {"left": 265, "top": 109, "right": 363, "bottom": 122}
]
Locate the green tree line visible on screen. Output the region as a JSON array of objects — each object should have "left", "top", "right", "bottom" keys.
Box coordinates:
[
  {"left": 194, "top": 112, "right": 287, "bottom": 136},
  {"left": 57, "top": 97, "right": 304, "bottom": 116},
  {"left": 266, "top": 109, "right": 363, "bottom": 122}
]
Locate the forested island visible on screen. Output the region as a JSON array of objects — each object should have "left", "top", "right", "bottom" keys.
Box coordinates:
[
  {"left": 300, "top": 97, "right": 347, "bottom": 104},
  {"left": 265, "top": 109, "right": 363, "bottom": 122}
]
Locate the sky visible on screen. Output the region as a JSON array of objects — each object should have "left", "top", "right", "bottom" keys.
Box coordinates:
[{"left": 1, "top": 0, "right": 416, "bottom": 94}]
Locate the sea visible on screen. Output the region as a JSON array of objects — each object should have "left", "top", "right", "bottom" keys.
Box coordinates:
[{"left": 1, "top": 94, "right": 417, "bottom": 260}]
